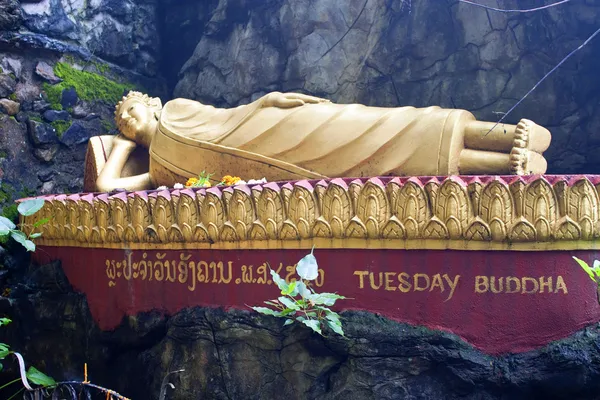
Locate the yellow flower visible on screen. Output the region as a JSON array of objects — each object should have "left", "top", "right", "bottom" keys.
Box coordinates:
[
  {"left": 221, "top": 175, "right": 242, "bottom": 186},
  {"left": 185, "top": 177, "right": 198, "bottom": 187}
]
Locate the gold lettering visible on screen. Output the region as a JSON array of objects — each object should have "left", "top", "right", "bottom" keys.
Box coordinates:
[
  {"left": 398, "top": 272, "right": 412, "bottom": 292},
  {"left": 555, "top": 276, "right": 568, "bottom": 294},
  {"left": 154, "top": 253, "right": 167, "bottom": 281},
  {"left": 539, "top": 276, "right": 552, "bottom": 293},
  {"left": 123, "top": 251, "right": 133, "bottom": 280},
  {"left": 187, "top": 261, "right": 197, "bottom": 291},
  {"left": 197, "top": 261, "right": 209, "bottom": 283},
  {"left": 178, "top": 254, "right": 192, "bottom": 284},
  {"left": 209, "top": 262, "right": 219, "bottom": 283},
  {"left": 219, "top": 261, "right": 233, "bottom": 284},
  {"left": 369, "top": 272, "right": 383, "bottom": 290},
  {"left": 384, "top": 272, "right": 396, "bottom": 291},
  {"left": 354, "top": 271, "right": 369, "bottom": 289},
  {"left": 414, "top": 273, "right": 430, "bottom": 292},
  {"left": 506, "top": 277, "right": 520, "bottom": 294},
  {"left": 138, "top": 253, "right": 148, "bottom": 280},
  {"left": 315, "top": 268, "right": 325, "bottom": 287},
  {"left": 443, "top": 274, "right": 460, "bottom": 301},
  {"left": 521, "top": 277, "right": 539, "bottom": 294},
  {"left": 285, "top": 264, "right": 296, "bottom": 283},
  {"left": 475, "top": 276, "right": 488, "bottom": 293},
  {"left": 256, "top": 263, "right": 268, "bottom": 284},
  {"left": 429, "top": 274, "right": 444, "bottom": 293},
  {"left": 490, "top": 276, "right": 503, "bottom": 294}
]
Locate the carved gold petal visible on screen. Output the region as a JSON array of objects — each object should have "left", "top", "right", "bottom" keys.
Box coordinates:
[
  {"left": 321, "top": 180, "right": 351, "bottom": 238},
  {"left": 423, "top": 216, "right": 449, "bottom": 240},
  {"left": 381, "top": 216, "right": 406, "bottom": 239},
  {"left": 257, "top": 185, "right": 284, "bottom": 240},
  {"left": 280, "top": 220, "right": 300, "bottom": 240},
  {"left": 397, "top": 179, "right": 429, "bottom": 228},
  {"left": 568, "top": 179, "right": 598, "bottom": 239},
  {"left": 509, "top": 217, "right": 536, "bottom": 242},
  {"left": 555, "top": 216, "right": 581, "bottom": 241},
  {"left": 345, "top": 216, "right": 368, "bottom": 239},
  {"left": 356, "top": 179, "right": 388, "bottom": 238},
  {"left": 130, "top": 195, "right": 150, "bottom": 241},
  {"left": 168, "top": 224, "right": 185, "bottom": 243},
  {"left": 313, "top": 216, "right": 333, "bottom": 238},
  {"left": 249, "top": 221, "right": 268, "bottom": 241},
  {"left": 436, "top": 179, "right": 470, "bottom": 239},
  {"left": 192, "top": 223, "right": 210, "bottom": 242},
  {"left": 201, "top": 191, "right": 225, "bottom": 242},
  {"left": 465, "top": 218, "right": 491, "bottom": 241},
  {"left": 288, "top": 183, "right": 317, "bottom": 239},
  {"left": 227, "top": 188, "right": 254, "bottom": 240}
]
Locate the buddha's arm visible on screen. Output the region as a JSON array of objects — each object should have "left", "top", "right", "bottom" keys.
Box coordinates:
[{"left": 96, "top": 136, "right": 153, "bottom": 192}]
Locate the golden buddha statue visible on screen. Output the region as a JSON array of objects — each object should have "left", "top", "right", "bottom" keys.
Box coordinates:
[{"left": 86, "top": 91, "right": 551, "bottom": 193}]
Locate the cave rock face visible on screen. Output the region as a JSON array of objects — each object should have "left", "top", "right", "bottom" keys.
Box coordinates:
[{"left": 170, "top": 0, "right": 600, "bottom": 174}]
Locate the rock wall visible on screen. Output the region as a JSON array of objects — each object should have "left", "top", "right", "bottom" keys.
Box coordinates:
[
  {"left": 170, "top": 0, "right": 600, "bottom": 174},
  {"left": 1, "top": 259, "right": 600, "bottom": 399},
  {"left": 0, "top": 0, "right": 166, "bottom": 218}
]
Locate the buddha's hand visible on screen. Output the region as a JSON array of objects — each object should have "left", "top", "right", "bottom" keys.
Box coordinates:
[
  {"left": 262, "top": 92, "right": 331, "bottom": 109},
  {"left": 112, "top": 134, "right": 137, "bottom": 151}
]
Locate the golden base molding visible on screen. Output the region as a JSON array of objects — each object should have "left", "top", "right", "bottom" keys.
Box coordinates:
[{"left": 19, "top": 175, "right": 600, "bottom": 251}]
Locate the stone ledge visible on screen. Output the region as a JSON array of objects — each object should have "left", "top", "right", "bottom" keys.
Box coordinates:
[{"left": 19, "top": 175, "right": 600, "bottom": 250}]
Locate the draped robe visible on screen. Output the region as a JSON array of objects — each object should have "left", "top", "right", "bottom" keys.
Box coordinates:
[{"left": 148, "top": 97, "right": 474, "bottom": 186}]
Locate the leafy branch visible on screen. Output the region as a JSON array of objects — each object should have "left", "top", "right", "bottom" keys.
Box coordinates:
[
  {"left": 0, "top": 198, "right": 47, "bottom": 252},
  {"left": 251, "top": 247, "right": 347, "bottom": 336}
]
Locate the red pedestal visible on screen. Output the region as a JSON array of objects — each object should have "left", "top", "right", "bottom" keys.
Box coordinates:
[{"left": 33, "top": 246, "right": 600, "bottom": 355}]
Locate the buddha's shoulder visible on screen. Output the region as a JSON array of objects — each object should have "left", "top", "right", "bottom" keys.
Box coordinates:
[{"left": 163, "top": 98, "right": 216, "bottom": 113}]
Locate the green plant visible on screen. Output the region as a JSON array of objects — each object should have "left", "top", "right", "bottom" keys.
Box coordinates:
[
  {"left": 50, "top": 120, "right": 71, "bottom": 138},
  {"left": 251, "top": 247, "right": 347, "bottom": 336},
  {"left": 0, "top": 198, "right": 48, "bottom": 252},
  {"left": 573, "top": 257, "right": 600, "bottom": 303},
  {"left": 0, "top": 318, "right": 56, "bottom": 399}
]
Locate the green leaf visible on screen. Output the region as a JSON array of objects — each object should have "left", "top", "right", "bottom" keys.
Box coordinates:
[
  {"left": 280, "top": 308, "right": 296, "bottom": 317},
  {"left": 295, "top": 281, "right": 311, "bottom": 299},
  {"left": 325, "top": 311, "right": 341, "bottom": 325},
  {"left": 307, "top": 292, "right": 346, "bottom": 306},
  {"left": 32, "top": 218, "right": 50, "bottom": 228},
  {"left": 26, "top": 366, "right": 56, "bottom": 387},
  {"left": 282, "top": 280, "right": 297, "bottom": 296},
  {"left": 251, "top": 306, "right": 283, "bottom": 317},
  {"left": 301, "top": 319, "right": 322, "bottom": 335},
  {"left": 283, "top": 319, "right": 294, "bottom": 326},
  {"left": 17, "top": 199, "right": 45, "bottom": 217},
  {"left": 270, "top": 269, "right": 289, "bottom": 292},
  {"left": 0, "top": 318, "right": 11, "bottom": 326},
  {"left": 10, "top": 231, "right": 27, "bottom": 245},
  {"left": 0, "top": 216, "right": 16, "bottom": 235},
  {"left": 326, "top": 319, "right": 344, "bottom": 336},
  {"left": 23, "top": 240, "right": 35, "bottom": 252},
  {"left": 0, "top": 349, "right": 10, "bottom": 359},
  {"left": 264, "top": 301, "right": 280, "bottom": 307},
  {"left": 278, "top": 296, "right": 300, "bottom": 311},
  {"left": 574, "top": 257, "right": 597, "bottom": 282},
  {"left": 29, "top": 233, "right": 42, "bottom": 239}
]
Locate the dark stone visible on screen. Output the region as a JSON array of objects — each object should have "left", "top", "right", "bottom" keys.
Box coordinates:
[
  {"left": 84, "top": 113, "right": 101, "bottom": 121},
  {"left": 60, "top": 87, "right": 78, "bottom": 109},
  {"left": 59, "top": 122, "right": 88, "bottom": 146},
  {"left": 0, "top": 0, "right": 22, "bottom": 31},
  {"left": 35, "top": 61, "right": 62, "bottom": 84},
  {"left": 43, "top": 109, "right": 70, "bottom": 122},
  {"left": 0, "top": 74, "right": 17, "bottom": 98},
  {"left": 33, "top": 145, "right": 58, "bottom": 162},
  {"left": 14, "top": 112, "right": 28, "bottom": 123},
  {"left": 22, "top": 0, "right": 77, "bottom": 40},
  {"left": 37, "top": 170, "right": 54, "bottom": 182},
  {"left": 27, "top": 120, "right": 57, "bottom": 146},
  {"left": 32, "top": 100, "right": 50, "bottom": 112},
  {"left": 100, "top": 0, "right": 134, "bottom": 23}
]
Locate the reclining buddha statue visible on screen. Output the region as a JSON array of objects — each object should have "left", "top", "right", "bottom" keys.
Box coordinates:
[{"left": 85, "top": 91, "right": 552, "bottom": 192}]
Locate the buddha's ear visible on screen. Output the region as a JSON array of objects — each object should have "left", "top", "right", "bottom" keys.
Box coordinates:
[{"left": 149, "top": 97, "right": 163, "bottom": 109}]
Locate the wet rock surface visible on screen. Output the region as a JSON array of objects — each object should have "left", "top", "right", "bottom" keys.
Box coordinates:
[{"left": 0, "top": 259, "right": 599, "bottom": 399}]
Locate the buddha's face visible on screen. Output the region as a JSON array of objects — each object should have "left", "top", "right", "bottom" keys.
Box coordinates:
[{"left": 115, "top": 93, "right": 162, "bottom": 147}]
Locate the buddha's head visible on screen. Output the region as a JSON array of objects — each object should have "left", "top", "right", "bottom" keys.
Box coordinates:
[{"left": 115, "top": 91, "right": 163, "bottom": 148}]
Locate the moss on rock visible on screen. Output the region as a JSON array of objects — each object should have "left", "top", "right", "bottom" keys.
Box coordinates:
[
  {"left": 51, "top": 120, "right": 72, "bottom": 138},
  {"left": 43, "top": 62, "right": 134, "bottom": 111}
]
